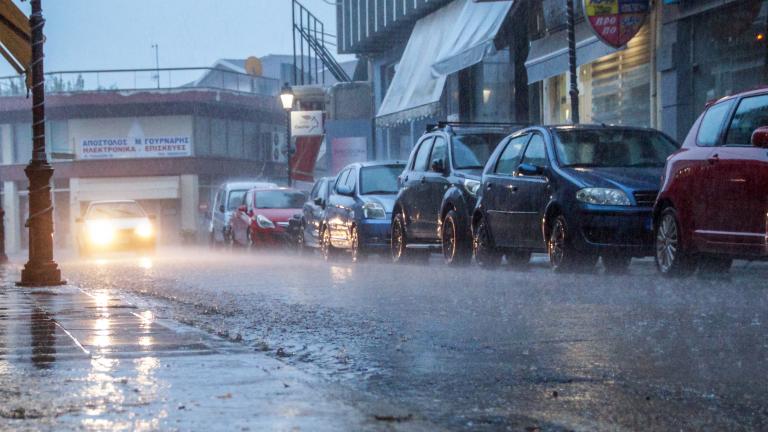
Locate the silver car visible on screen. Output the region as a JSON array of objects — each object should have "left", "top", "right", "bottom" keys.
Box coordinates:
[{"left": 209, "top": 181, "right": 278, "bottom": 246}]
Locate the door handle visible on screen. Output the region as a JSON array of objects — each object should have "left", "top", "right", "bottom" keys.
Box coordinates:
[{"left": 707, "top": 154, "right": 720, "bottom": 165}]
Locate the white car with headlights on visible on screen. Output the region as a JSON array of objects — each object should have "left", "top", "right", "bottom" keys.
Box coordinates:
[{"left": 76, "top": 200, "right": 156, "bottom": 256}]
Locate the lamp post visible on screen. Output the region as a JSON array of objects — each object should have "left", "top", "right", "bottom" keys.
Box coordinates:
[
  {"left": 19, "top": 0, "right": 63, "bottom": 286},
  {"left": 567, "top": 0, "right": 580, "bottom": 124},
  {"left": 280, "top": 83, "right": 295, "bottom": 187}
]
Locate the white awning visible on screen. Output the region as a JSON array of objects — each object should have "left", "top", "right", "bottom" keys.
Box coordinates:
[
  {"left": 525, "top": 22, "right": 621, "bottom": 84},
  {"left": 376, "top": 0, "right": 514, "bottom": 127}
]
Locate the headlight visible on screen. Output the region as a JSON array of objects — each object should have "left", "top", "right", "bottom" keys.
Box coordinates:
[
  {"left": 362, "top": 202, "right": 386, "bottom": 219},
  {"left": 463, "top": 179, "right": 481, "bottom": 196},
  {"left": 87, "top": 220, "right": 115, "bottom": 245},
  {"left": 256, "top": 214, "right": 275, "bottom": 229},
  {"left": 576, "top": 188, "right": 631, "bottom": 206},
  {"left": 134, "top": 220, "right": 154, "bottom": 239}
]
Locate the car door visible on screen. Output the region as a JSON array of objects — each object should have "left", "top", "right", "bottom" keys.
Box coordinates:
[
  {"left": 401, "top": 137, "right": 434, "bottom": 239},
  {"left": 421, "top": 135, "right": 451, "bottom": 240},
  {"left": 706, "top": 93, "right": 768, "bottom": 252},
  {"left": 231, "top": 190, "right": 251, "bottom": 245},
  {"left": 514, "top": 133, "right": 552, "bottom": 248},
  {"left": 303, "top": 179, "right": 327, "bottom": 247},
  {"left": 325, "top": 169, "right": 349, "bottom": 237},
  {"left": 331, "top": 167, "right": 358, "bottom": 246},
  {"left": 484, "top": 134, "right": 530, "bottom": 247}
]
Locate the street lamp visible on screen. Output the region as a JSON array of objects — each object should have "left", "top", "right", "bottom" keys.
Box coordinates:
[{"left": 280, "top": 83, "right": 295, "bottom": 187}]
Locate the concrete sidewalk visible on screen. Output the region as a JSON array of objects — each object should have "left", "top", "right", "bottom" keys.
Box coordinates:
[{"left": 0, "top": 264, "right": 429, "bottom": 431}]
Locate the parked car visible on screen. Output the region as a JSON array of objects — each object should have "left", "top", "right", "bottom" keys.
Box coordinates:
[
  {"left": 295, "top": 177, "right": 334, "bottom": 253},
  {"left": 472, "top": 125, "right": 679, "bottom": 272},
  {"left": 76, "top": 200, "right": 156, "bottom": 256},
  {"left": 208, "top": 181, "right": 277, "bottom": 247},
  {"left": 391, "top": 122, "right": 522, "bottom": 265},
  {"left": 654, "top": 89, "right": 768, "bottom": 276},
  {"left": 230, "top": 188, "right": 306, "bottom": 248},
  {"left": 320, "top": 161, "right": 406, "bottom": 261}
]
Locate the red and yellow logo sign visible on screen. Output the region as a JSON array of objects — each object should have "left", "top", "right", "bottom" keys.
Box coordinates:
[{"left": 584, "top": 0, "right": 650, "bottom": 48}]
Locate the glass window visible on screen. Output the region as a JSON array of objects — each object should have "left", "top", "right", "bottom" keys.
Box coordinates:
[
  {"left": 429, "top": 137, "right": 447, "bottom": 168},
  {"left": 335, "top": 169, "right": 350, "bottom": 192},
  {"left": 495, "top": 135, "right": 529, "bottom": 175},
  {"left": 228, "top": 120, "right": 244, "bottom": 158},
  {"left": 48, "top": 120, "right": 72, "bottom": 159},
  {"left": 697, "top": 100, "right": 735, "bottom": 147},
  {"left": 254, "top": 190, "right": 306, "bottom": 209},
  {"left": 412, "top": 138, "right": 433, "bottom": 172},
  {"left": 344, "top": 168, "right": 357, "bottom": 190},
  {"left": 195, "top": 117, "right": 211, "bottom": 156},
  {"left": 452, "top": 133, "right": 505, "bottom": 170},
  {"left": 244, "top": 122, "right": 260, "bottom": 159},
  {"left": 86, "top": 201, "right": 146, "bottom": 219},
  {"left": 725, "top": 94, "right": 768, "bottom": 145},
  {"left": 310, "top": 180, "right": 322, "bottom": 199},
  {"left": 318, "top": 179, "right": 329, "bottom": 200},
  {"left": 13, "top": 123, "right": 32, "bottom": 164},
  {"left": 554, "top": 129, "right": 679, "bottom": 168},
  {"left": 521, "top": 134, "right": 548, "bottom": 168},
  {"left": 360, "top": 165, "right": 404, "bottom": 195},
  {"left": 211, "top": 118, "right": 228, "bottom": 156},
  {"left": 227, "top": 189, "right": 247, "bottom": 211}
]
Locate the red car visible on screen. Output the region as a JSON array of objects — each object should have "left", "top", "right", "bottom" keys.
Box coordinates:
[
  {"left": 654, "top": 89, "right": 768, "bottom": 276},
  {"left": 230, "top": 188, "right": 306, "bottom": 248}
]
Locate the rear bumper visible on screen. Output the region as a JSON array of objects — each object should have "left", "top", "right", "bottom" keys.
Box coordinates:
[
  {"left": 250, "top": 226, "right": 290, "bottom": 247},
  {"left": 571, "top": 205, "right": 654, "bottom": 256}
]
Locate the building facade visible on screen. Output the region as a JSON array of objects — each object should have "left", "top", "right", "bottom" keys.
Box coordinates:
[
  {"left": 0, "top": 67, "right": 286, "bottom": 252},
  {"left": 338, "top": 0, "right": 768, "bottom": 156}
]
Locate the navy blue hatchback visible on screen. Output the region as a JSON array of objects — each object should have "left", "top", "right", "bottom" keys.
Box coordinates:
[{"left": 471, "top": 125, "right": 679, "bottom": 272}]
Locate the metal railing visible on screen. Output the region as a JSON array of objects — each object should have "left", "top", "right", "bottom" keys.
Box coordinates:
[{"left": 0, "top": 67, "right": 280, "bottom": 97}]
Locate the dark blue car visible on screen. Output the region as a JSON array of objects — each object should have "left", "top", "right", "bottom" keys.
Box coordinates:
[
  {"left": 472, "top": 125, "right": 679, "bottom": 272},
  {"left": 321, "top": 161, "right": 406, "bottom": 261}
]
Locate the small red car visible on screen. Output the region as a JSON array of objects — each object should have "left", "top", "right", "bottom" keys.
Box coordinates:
[
  {"left": 654, "top": 88, "right": 768, "bottom": 276},
  {"left": 230, "top": 188, "right": 306, "bottom": 248}
]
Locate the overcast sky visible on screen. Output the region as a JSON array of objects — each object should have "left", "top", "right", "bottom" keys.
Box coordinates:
[{"left": 0, "top": 0, "right": 347, "bottom": 76}]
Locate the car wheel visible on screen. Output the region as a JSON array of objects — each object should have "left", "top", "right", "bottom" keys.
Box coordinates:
[
  {"left": 296, "top": 226, "right": 307, "bottom": 256},
  {"left": 548, "top": 215, "right": 595, "bottom": 273},
  {"left": 505, "top": 250, "right": 531, "bottom": 268},
  {"left": 442, "top": 210, "right": 471, "bottom": 266},
  {"left": 350, "top": 226, "right": 366, "bottom": 263},
  {"left": 655, "top": 207, "right": 698, "bottom": 277},
  {"left": 473, "top": 217, "right": 501, "bottom": 268},
  {"left": 602, "top": 254, "right": 632, "bottom": 274},
  {"left": 321, "top": 226, "right": 338, "bottom": 261},
  {"left": 391, "top": 213, "right": 415, "bottom": 264}
]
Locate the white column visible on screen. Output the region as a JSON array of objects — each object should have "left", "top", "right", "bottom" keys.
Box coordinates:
[
  {"left": 3, "top": 181, "right": 19, "bottom": 254},
  {"left": 1, "top": 124, "right": 12, "bottom": 164},
  {"left": 179, "top": 174, "right": 199, "bottom": 233}
]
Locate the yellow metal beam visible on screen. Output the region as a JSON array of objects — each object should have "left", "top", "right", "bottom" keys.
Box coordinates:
[{"left": 0, "top": 0, "right": 30, "bottom": 78}]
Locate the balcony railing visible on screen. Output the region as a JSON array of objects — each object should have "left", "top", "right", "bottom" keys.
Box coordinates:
[{"left": 0, "top": 67, "right": 280, "bottom": 97}]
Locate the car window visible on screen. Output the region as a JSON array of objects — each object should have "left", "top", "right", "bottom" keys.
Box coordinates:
[
  {"left": 227, "top": 190, "right": 247, "bottom": 211},
  {"left": 553, "top": 129, "right": 679, "bottom": 168},
  {"left": 254, "top": 190, "right": 306, "bottom": 209},
  {"left": 344, "top": 168, "right": 357, "bottom": 190},
  {"left": 451, "top": 133, "right": 505, "bottom": 170},
  {"left": 214, "top": 190, "right": 224, "bottom": 211},
  {"left": 412, "top": 138, "right": 434, "bottom": 172},
  {"left": 520, "top": 134, "right": 548, "bottom": 168},
  {"left": 310, "top": 181, "right": 321, "bottom": 199},
  {"left": 697, "top": 100, "right": 735, "bottom": 147},
  {"left": 495, "top": 134, "right": 529, "bottom": 175},
  {"left": 87, "top": 202, "right": 146, "bottom": 219},
  {"left": 429, "top": 136, "right": 447, "bottom": 169},
  {"left": 359, "top": 165, "right": 404, "bottom": 195},
  {"left": 335, "top": 169, "right": 350, "bottom": 192},
  {"left": 725, "top": 94, "right": 768, "bottom": 145},
  {"left": 317, "top": 180, "right": 328, "bottom": 201},
  {"left": 245, "top": 191, "right": 253, "bottom": 209}
]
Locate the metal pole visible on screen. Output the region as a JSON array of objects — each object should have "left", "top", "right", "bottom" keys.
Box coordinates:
[
  {"left": 0, "top": 206, "right": 8, "bottom": 264},
  {"left": 152, "top": 44, "right": 160, "bottom": 89},
  {"left": 286, "top": 111, "right": 292, "bottom": 187},
  {"left": 567, "top": 0, "right": 580, "bottom": 124},
  {"left": 292, "top": 0, "right": 297, "bottom": 85},
  {"left": 19, "top": 0, "right": 63, "bottom": 286}
]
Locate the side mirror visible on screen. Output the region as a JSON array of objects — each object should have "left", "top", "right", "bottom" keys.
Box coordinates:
[
  {"left": 238, "top": 205, "right": 247, "bottom": 212},
  {"left": 313, "top": 197, "right": 324, "bottom": 206},
  {"left": 518, "top": 163, "right": 544, "bottom": 176},
  {"left": 430, "top": 159, "right": 445, "bottom": 174},
  {"left": 336, "top": 184, "right": 354, "bottom": 196},
  {"left": 751, "top": 126, "right": 768, "bottom": 148},
  {"left": 218, "top": 204, "right": 225, "bottom": 213}
]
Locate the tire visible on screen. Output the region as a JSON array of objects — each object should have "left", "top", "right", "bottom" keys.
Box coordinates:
[
  {"left": 350, "top": 225, "right": 366, "bottom": 263},
  {"left": 602, "top": 254, "right": 632, "bottom": 274},
  {"left": 321, "top": 226, "right": 339, "bottom": 261},
  {"left": 442, "top": 210, "right": 471, "bottom": 266},
  {"left": 473, "top": 217, "right": 501, "bottom": 268},
  {"left": 548, "top": 215, "right": 596, "bottom": 273},
  {"left": 296, "top": 225, "right": 307, "bottom": 256},
  {"left": 655, "top": 207, "right": 698, "bottom": 277},
  {"left": 505, "top": 250, "right": 531, "bottom": 267},
  {"left": 391, "top": 212, "right": 425, "bottom": 264}
]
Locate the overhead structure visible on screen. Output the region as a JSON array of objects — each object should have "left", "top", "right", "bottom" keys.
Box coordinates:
[{"left": 292, "top": 0, "right": 350, "bottom": 85}]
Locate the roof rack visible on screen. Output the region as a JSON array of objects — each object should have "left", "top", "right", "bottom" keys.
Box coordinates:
[{"left": 426, "top": 121, "right": 528, "bottom": 132}]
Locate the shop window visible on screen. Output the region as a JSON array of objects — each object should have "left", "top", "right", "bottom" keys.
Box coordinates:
[
  {"left": 227, "top": 120, "right": 244, "bottom": 158},
  {"left": 691, "top": 1, "right": 768, "bottom": 112},
  {"left": 47, "top": 120, "right": 73, "bottom": 160},
  {"left": 13, "top": 123, "right": 31, "bottom": 164},
  {"left": 194, "top": 117, "right": 211, "bottom": 156},
  {"left": 210, "top": 118, "right": 227, "bottom": 156},
  {"left": 469, "top": 49, "right": 513, "bottom": 123},
  {"left": 243, "top": 122, "right": 259, "bottom": 160}
]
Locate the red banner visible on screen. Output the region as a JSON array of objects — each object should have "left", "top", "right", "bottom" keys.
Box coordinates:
[{"left": 290, "top": 135, "right": 323, "bottom": 182}]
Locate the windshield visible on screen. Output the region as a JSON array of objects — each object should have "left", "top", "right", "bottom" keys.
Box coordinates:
[
  {"left": 87, "top": 202, "right": 145, "bottom": 219},
  {"left": 227, "top": 190, "right": 247, "bottom": 211},
  {"left": 553, "top": 129, "right": 679, "bottom": 168},
  {"left": 451, "top": 133, "right": 505, "bottom": 170},
  {"left": 359, "top": 165, "right": 404, "bottom": 195},
  {"left": 254, "top": 190, "right": 306, "bottom": 209}
]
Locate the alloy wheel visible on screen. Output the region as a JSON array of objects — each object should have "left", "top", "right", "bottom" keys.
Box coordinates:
[
  {"left": 548, "top": 219, "right": 566, "bottom": 268},
  {"left": 656, "top": 213, "right": 678, "bottom": 273},
  {"left": 442, "top": 217, "right": 456, "bottom": 263},
  {"left": 391, "top": 215, "right": 406, "bottom": 263},
  {"left": 473, "top": 219, "right": 500, "bottom": 268}
]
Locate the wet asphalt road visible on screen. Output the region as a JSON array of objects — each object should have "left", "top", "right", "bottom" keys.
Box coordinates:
[{"left": 60, "top": 248, "right": 768, "bottom": 431}]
